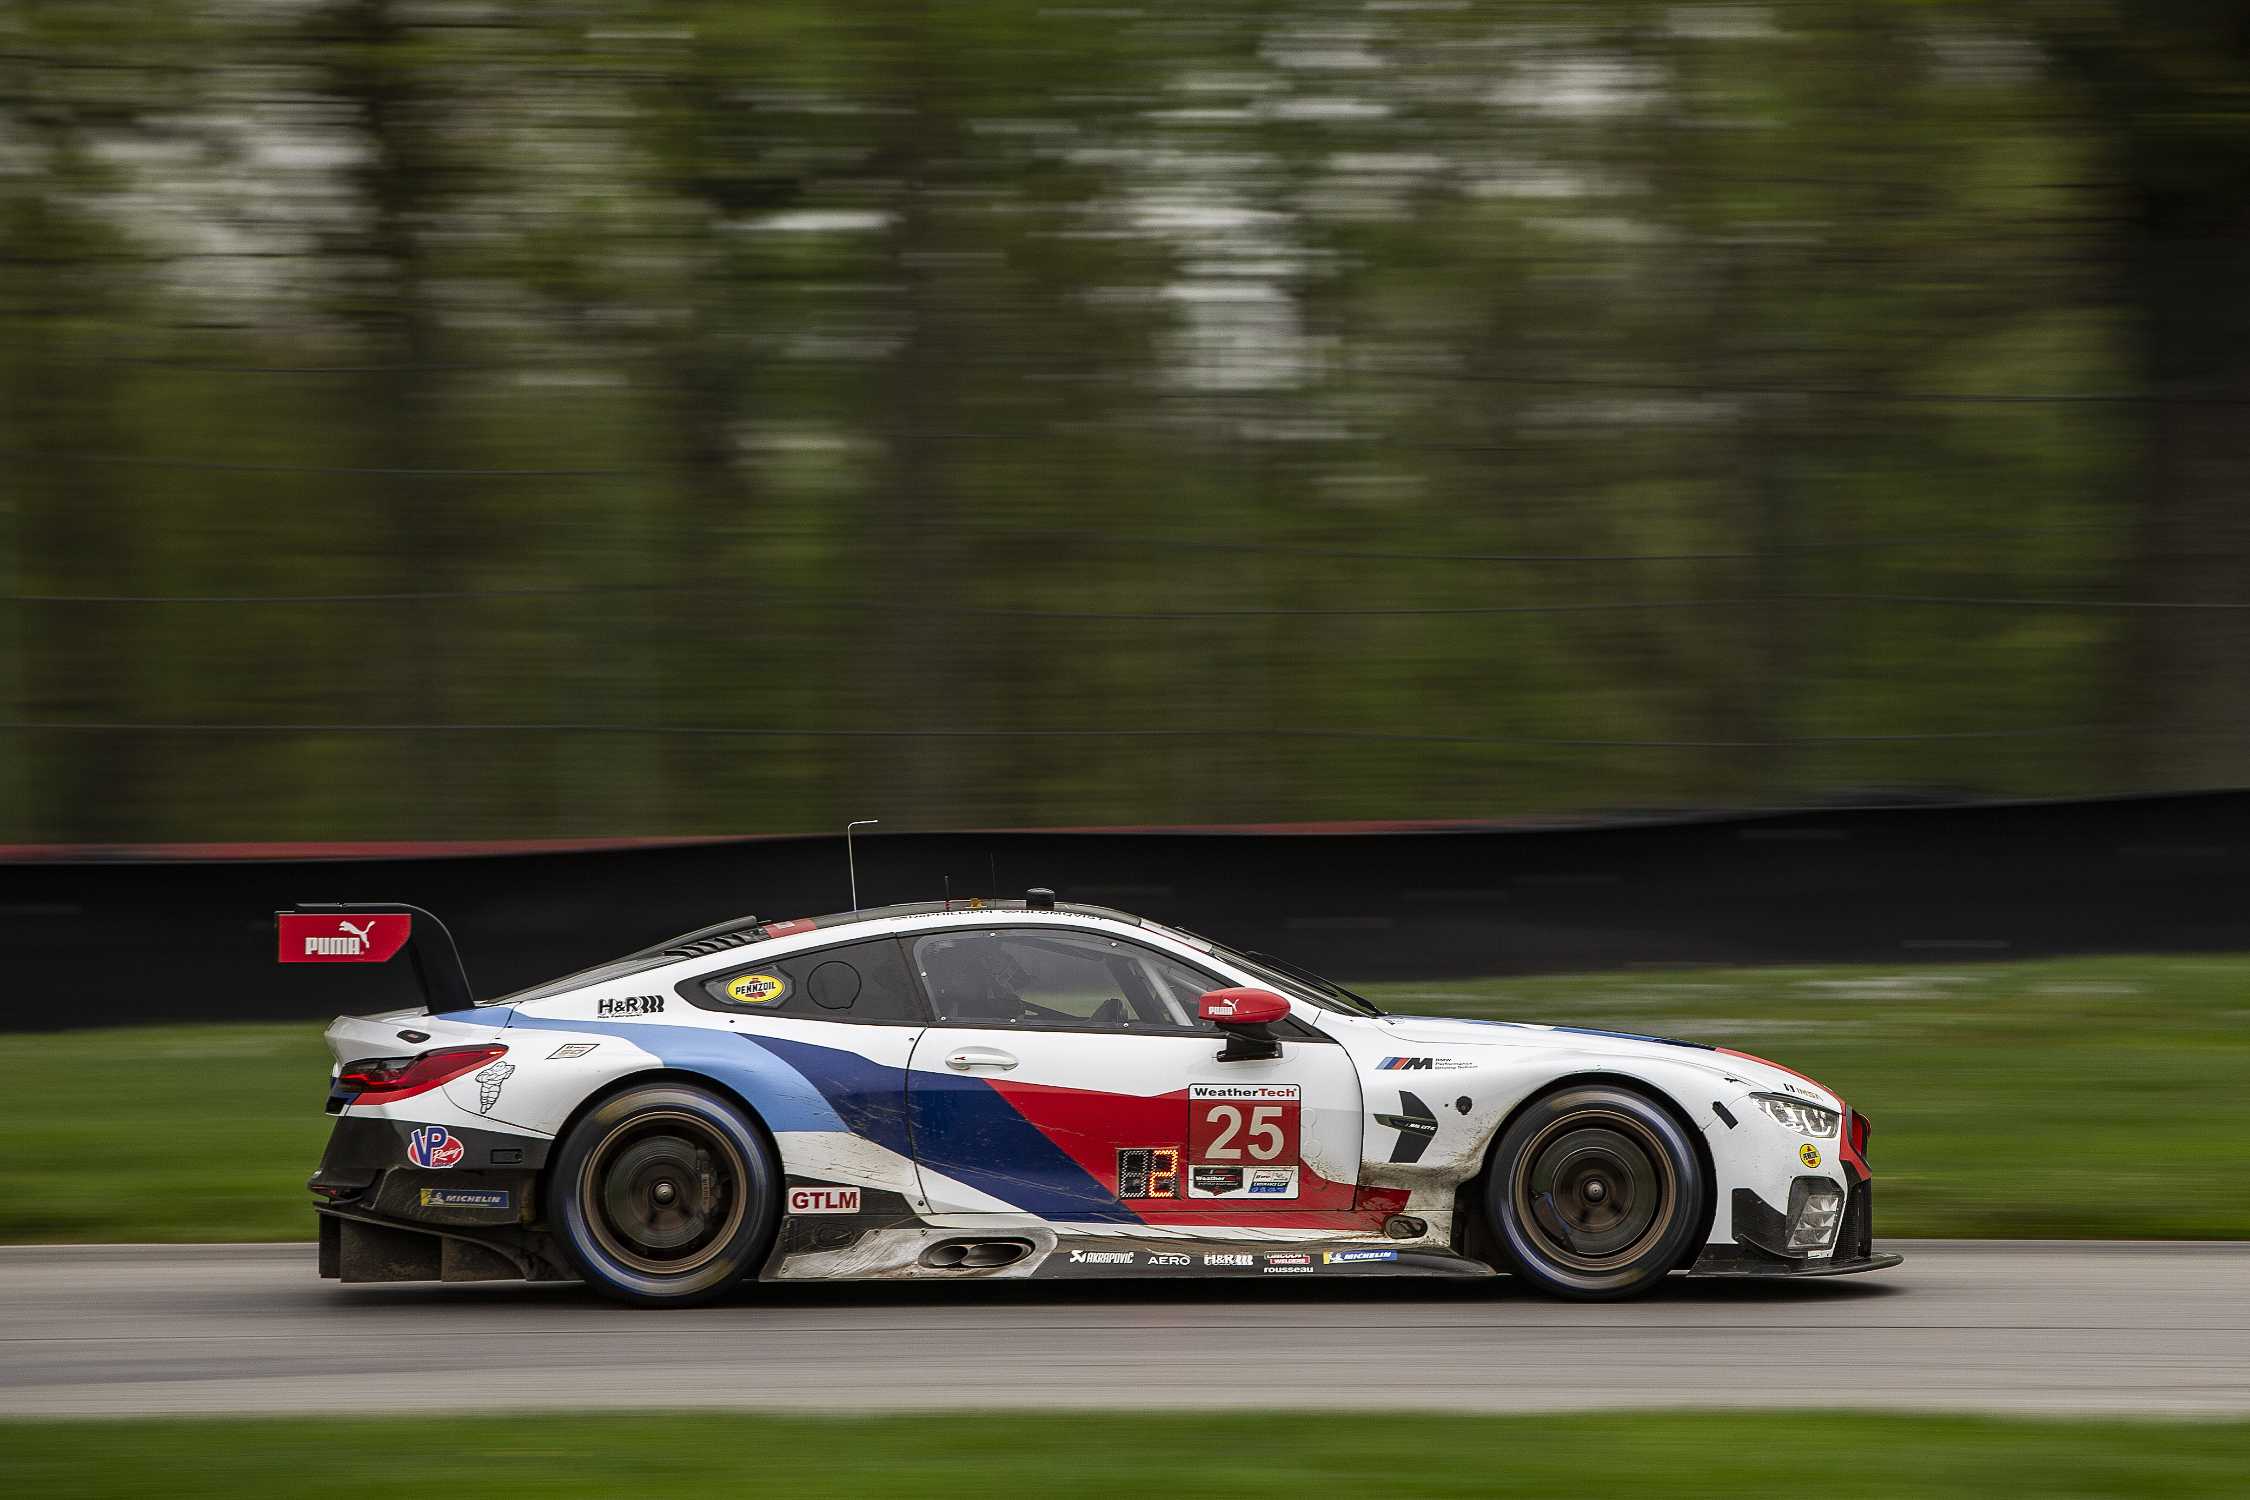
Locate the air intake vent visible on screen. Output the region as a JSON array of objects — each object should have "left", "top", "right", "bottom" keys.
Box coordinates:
[{"left": 662, "top": 930, "right": 760, "bottom": 960}]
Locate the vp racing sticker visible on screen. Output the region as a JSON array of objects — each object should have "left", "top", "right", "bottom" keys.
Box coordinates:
[{"left": 406, "top": 1125, "right": 464, "bottom": 1169}]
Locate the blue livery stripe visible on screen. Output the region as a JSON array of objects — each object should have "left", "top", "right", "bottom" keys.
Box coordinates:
[
  {"left": 740, "top": 1033, "right": 916, "bottom": 1161},
  {"left": 501, "top": 1015, "right": 849, "bottom": 1134}
]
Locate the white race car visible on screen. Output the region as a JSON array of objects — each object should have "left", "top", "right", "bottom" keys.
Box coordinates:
[{"left": 291, "top": 892, "right": 1900, "bottom": 1304}]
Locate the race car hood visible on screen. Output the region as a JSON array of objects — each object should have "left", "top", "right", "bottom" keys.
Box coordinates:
[{"left": 1363, "top": 1013, "right": 1842, "bottom": 1109}]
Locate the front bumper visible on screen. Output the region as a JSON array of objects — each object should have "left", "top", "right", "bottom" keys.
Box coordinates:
[{"left": 1688, "top": 1172, "right": 1902, "bottom": 1279}]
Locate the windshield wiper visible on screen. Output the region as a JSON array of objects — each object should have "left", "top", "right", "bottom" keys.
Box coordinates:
[{"left": 1243, "top": 951, "right": 1383, "bottom": 1016}]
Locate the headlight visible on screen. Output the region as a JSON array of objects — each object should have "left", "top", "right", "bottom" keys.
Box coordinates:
[
  {"left": 1753, "top": 1093, "right": 1839, "bottom": 1138},
  {"left": 1788, "top": 1186, "right": 1845, "bottom": 1251}
]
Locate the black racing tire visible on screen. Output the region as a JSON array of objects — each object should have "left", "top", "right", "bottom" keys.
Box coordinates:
[
  {"left": 1483, "top": 1084, "right": 1705, "bottom": 1301},
  {"left": 550, "top": 1082, "right": 779, "bottom": 1306}
]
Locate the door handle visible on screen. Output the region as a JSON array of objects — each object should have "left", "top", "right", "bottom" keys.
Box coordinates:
[{"left": 946, "top": 1047, "right": 1019, "bottom": 1072}]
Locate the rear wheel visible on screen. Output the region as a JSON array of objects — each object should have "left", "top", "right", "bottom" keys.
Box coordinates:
[
  {"left": 1484, "top": 1084, "right": 1704, "bottom": 1300},
  {"left": 550, "top": 1083, "right": 778, "bottom": 1305}
]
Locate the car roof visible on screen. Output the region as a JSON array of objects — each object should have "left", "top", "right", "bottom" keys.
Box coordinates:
[{"left": 628, "top": 898, "right": 1167, "bottom": 964}]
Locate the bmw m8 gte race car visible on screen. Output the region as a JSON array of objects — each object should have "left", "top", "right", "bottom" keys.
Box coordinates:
[{"left": 290, "top": 892, "right": 1901, "bottom": 1305}]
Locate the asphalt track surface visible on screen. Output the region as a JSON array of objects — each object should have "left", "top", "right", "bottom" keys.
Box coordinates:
[{"left": 3, "top": 1241, "right": 2246, "bottom": 1417}]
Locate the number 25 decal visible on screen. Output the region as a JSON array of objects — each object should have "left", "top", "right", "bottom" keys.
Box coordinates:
[
  {"left": 1202, "top": 1104, "right": 1288, "bottom": 1160},
  {"left": 1189, "top": 1084, "right": 1301, "bottom": 1165}
]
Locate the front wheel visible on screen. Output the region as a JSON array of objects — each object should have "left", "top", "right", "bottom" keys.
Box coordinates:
[
  {"left": 1484, "top": 1084, "right": 1705, "bottom": 1300},
  {"left": 550, "top": 1083, "right": 778, "bottom": 1306}
]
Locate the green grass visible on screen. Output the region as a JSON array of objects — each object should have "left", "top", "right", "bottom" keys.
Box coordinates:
[
  {"left": 0, "top": 1022, "right": 334, "bottom": 1242},
  {"left": 3, "top": 951, "right": 2246, "bottom": 1243},
  {"left": 4, "top": 1413, "right": 2246, "bottom": 1498}
]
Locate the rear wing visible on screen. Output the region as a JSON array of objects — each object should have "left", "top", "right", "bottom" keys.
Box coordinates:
[{"left": 275, "top": 902, "right": 477, "bottom": 1014}]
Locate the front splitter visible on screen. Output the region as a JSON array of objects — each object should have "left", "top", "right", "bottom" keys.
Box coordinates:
[{"left": 1687, "top": 1247, "right": 1905, "bottom": 1278}]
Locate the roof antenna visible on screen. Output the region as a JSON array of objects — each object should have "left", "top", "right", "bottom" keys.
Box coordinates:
[
  {"left": 942, "top": 873, "right": 952, "bottom": 912},
  {"left": 847, "top": 819, "right": 879, "bottom": 911},
  {"left": 988, "top": 853, "right": 998, "bottom": 903}
]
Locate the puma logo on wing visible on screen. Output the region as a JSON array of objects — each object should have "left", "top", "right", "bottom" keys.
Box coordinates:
[{"left": 304, "top": 918, "right": 383, "bottom": 957}]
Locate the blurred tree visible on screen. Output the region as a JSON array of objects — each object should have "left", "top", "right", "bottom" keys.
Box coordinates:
[
  {"left": 0, "top": 0, "right": 2233, "bottom": 840},
  {"left": 2030, "top": 1, "right": 2250, "bottom": 785}
]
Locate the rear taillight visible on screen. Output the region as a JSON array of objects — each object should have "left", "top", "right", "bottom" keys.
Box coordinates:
[{"left": 337, "top": 1044, "right": 507, "bottom": 1105}]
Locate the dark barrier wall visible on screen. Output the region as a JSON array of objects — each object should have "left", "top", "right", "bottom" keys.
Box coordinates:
[{"left": 5, "top": 791, "right": 2248, "bottom": 1031}]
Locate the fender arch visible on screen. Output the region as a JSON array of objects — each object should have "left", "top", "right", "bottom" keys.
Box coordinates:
[{"left": 1453, "top": 1070, "right": 1718, "bottom": 1270}]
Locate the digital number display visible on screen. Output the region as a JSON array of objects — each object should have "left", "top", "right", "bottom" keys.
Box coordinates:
[{"left": 1116, "top": 1146, "right": 1180, "bottom": 1199}]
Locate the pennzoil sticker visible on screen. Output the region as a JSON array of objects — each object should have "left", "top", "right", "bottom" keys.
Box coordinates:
[
  {"left": 725, "top": 972, "right": 789, "bottom": 1006},
  {"left": 1799, "top": 1143, "right": 1822, "bottom": 1168}
]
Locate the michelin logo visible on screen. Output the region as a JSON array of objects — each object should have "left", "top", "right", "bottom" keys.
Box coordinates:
[{"left": 474, "top": 1060, "right": 516, "bottom": 1115}]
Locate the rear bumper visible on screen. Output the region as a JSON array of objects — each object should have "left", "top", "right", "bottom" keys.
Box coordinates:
[{"left": 312, "top": 1114, "right": 565, "bottom": 1284}]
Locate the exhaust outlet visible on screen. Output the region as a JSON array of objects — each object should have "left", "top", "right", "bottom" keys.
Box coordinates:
[{"left": 919, "top": 1238, "right": 1032, "bottom": 1270}]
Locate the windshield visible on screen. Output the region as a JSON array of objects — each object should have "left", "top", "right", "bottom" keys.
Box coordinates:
[{"left": 1146, "top": 922, "right": 1384, "bottom": 1017}]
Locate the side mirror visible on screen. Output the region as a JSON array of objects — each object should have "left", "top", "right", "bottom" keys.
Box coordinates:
[{"left": 1198, "top": 987, "right": 1289, "bottom": 1062}]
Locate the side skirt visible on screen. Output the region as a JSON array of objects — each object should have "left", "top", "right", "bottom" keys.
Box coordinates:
[{"left": 765, "top": 1223, "right": 1496, "bottom": 1282}]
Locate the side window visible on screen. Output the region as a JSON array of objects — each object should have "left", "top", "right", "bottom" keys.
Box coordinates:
[
  {"left": 914, "top": 927, "right": 1222, "bottom": 1031},
  {"left": 694, "top": 937, "right": 922, "bottom": 1023}
]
